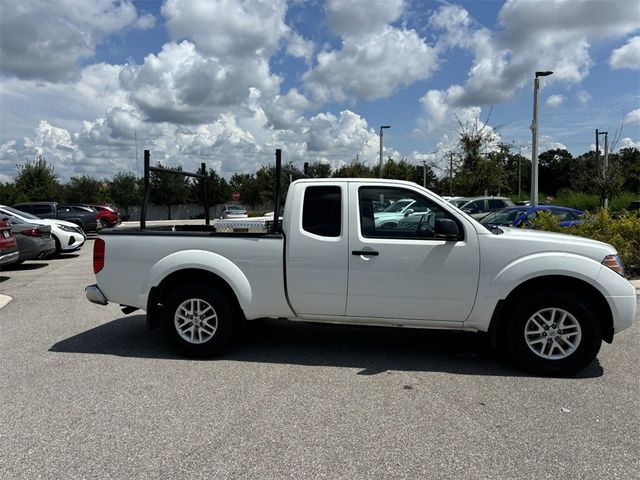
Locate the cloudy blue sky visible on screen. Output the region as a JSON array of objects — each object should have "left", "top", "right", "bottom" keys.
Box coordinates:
[{"left": 0, "top": 0, "right": 638, "bottom": 183}]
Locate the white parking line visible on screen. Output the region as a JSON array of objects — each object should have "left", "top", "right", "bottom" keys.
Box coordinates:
[{"left": 0, "top": 294, "right": 12, "bottom": 309}]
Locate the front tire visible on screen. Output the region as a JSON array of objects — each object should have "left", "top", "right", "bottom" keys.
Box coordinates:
[
  {"left": 505, "top": 291, "right": 602, "bottom": 376},
  {"left": 50, "top": 235, "right": 61, "bottom": 257},
  {"left": 162, "top": 284, "right": 235, "bottom": 358}
]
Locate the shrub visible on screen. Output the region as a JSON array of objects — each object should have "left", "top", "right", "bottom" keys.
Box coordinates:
[
  {"left": 553, "top": 189, "right": 600, "bottom": 211},
  {"left": 531, "top": 209, "right": 640, "bottom": 278},
  {"left": 609, "top": 192, "right": 638, "bottom": 213}
]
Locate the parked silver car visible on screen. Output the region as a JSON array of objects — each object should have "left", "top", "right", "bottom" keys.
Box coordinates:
[
  {"left": 10, "top": 221, "right": 56, "bottom": 263},
  {"left": 449, "top": 196, "right": 515, "bottom": 219},
  {"left": 220, "top": 204, "right": 248, "bottom": 219}
]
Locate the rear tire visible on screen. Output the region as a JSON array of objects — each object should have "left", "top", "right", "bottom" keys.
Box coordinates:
[
  {"left": 505, "top": 291, "right": 602, "bottom": 376},
  {"left": 162, "top": 283, "right": 235, "bottom": 358}
]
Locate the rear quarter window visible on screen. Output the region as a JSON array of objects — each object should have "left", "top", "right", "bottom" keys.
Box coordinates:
[{"left": 302, "top": 186, "right": 341, "bottom": 237}]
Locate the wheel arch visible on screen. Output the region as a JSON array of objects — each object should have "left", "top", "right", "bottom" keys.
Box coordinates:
[
  {"left": 489, "top": 275, "right": 614, "bottom": 348},
  {"left": 146, "top": 268, "right": 245, "bottom": 330}
]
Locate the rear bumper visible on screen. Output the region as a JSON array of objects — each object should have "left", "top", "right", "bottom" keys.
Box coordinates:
[
  {"left": 85, "top": 284, "right": 108, "bottom": 306},
  {"left": 0, "top": 249, "right": 19, "bottom": 266}
]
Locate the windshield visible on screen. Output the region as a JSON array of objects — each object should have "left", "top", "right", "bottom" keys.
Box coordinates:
[
  {"left": 1, "top": 206, "right": 40, "bottom": 220},
  {"left": 481, "top": 209, "right": 528, "bottom": 225},
  {"left": 226, "top": 205, "right": 244, "bottom": 211},
  {"left": 381, "top": 199, "right": 413, "bottom": 213}
]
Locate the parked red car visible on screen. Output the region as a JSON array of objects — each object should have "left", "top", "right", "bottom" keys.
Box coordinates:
[
  {"left": 88, "top": 204, "right": 121, "bottom": 228},
  {"left": 0, "top": 221, "right": 19, "bottom": 267}
]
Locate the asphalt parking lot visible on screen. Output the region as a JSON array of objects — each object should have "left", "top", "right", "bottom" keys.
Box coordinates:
[{"left": 1, "top": 240, "right": 638, "bottom": 479}]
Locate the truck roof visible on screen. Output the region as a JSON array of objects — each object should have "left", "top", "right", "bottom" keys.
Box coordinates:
[{"left": 293, "top": 178, "right": 425, "bottom": 187}]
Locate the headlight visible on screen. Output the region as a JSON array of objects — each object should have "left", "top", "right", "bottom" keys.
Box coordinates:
[
  {"left": 57, "top": 224, "right": 75, "bottom": 232},
  {"left": 602, "top": 254, "right": 625, "bottom": 276}
]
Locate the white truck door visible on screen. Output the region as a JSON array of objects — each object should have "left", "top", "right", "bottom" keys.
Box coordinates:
[
  {"left": 285, "top": 183, "right": 349, "bottom": 316},
  {"left": 346, "top": 183, "right": 480, "bottom": 322}
]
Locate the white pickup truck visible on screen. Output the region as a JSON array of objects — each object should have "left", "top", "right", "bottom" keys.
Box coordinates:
[{"left": 86, "top": 178, "right": 636, "bottom": 375}]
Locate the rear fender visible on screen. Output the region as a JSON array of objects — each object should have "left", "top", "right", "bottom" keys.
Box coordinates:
[{"left": 141, "top": 250, "right": 252, "bottom": 311}]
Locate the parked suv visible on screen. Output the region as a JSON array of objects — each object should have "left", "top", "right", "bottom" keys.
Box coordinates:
[
  {"left": 450, "top": 196, "right": 515, "bottom": 219},
  {"left": 13, "top": 202, "right": 100, "bottom": 232}
]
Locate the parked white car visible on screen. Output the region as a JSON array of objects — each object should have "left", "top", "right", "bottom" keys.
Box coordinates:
[
  {"left": 373, "top": 197, "right": 432, "bottom": 228},
  {"left": 0, "top": 205, "right": 86, "bottom": 255}
]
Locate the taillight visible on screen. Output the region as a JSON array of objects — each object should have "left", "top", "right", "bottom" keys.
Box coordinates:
[
  {"left": 93, "top": 238, "right": 105, "bottom": 274},
  {"left": 19, "top": 228, "right": 44, "bottom": 237}
]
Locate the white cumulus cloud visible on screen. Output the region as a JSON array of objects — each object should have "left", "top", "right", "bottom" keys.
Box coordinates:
[
  {"left": 326, "top": 0, "right": 404, "bottom": 37},
  {"left": 0, "top": 0, "right": 144, "bottom": 82},
  {"left": 610, "top": 36, "right": 640, "bottom": 70},
  {"left": 625, "top": 109, "right": 640, "bottom": 125},
  {"left": 576, "top": 90, "right": 592, "bottom": 105},
  {"left": 546, "top": 95, "right": 565, "bottom": 108}
]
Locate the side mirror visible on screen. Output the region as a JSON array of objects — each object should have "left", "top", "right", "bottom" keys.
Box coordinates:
[
  {"left": 404, "top": 209, "right": 415, "bottom": 217},
  {"left": 435, "top": 218, "right": 460, "bottom": 241}
]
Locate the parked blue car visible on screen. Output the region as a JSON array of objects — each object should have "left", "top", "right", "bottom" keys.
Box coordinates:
[{"left": 480, "top": 205, "right": 583, "bottom": 228}]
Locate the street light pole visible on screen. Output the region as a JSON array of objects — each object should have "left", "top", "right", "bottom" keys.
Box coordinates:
[
  {"left": 596, "top": 130, "right": 609, "bottom": 209},
  {"left": 379, "top": 125, "right": 390, "bottom": 178},
  {"left": 530, "top": 71, "right": 553, "bottom": 207},
  {"left": 422, "top": 160, "right": 427, "bottom": 187}
]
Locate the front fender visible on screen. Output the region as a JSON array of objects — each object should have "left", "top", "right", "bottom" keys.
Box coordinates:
[
  {"left": 490, "top": 252, "right": 605, "bottom": 297},
  {"left": 141, "top": 249, "right": 252, "bottom": 310},
  {"left": 465, "top": 252, "right": 609, "bottom": 332}
]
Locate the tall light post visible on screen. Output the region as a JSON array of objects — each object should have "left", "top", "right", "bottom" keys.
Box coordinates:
[
  {"left": 596, "top": 129, "right": 609, "bottom": 209},
  {"left": 530, "top": 70, "right": 553, "bottom": 206},
  {"left": 379, "top": 125, "right": 390, "bottom": 178}
]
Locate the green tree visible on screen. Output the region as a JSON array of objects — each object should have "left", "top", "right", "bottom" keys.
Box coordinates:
[
  {"left": 64, "top": 175, "right": 107, "bottom": 204},
  {"left": 190, "top": 167, "right": 232, "bottom": 210},
  {"left": 570, "top": 151, "right": 599, "bottom": 193},
  {"left": 305, "top": 161, "right": 332, "bottom": 178},
  {"left": 150, "top": 163, "right": 191, "bottom": 220},
  {"left": 333, "top": 159, "right": 375, "bottom": 178},
  {"left": 454, "top": 128, "right": 505, "bottom": 195},
  {"left": 14, "top": 156, "right": 62, "bottom": 201},
  {"left": 617, "top": 148, "right": 640, "bottom": 193},
  {"left": 109, "top": 172, "right": 142, "bottom": 220},
  {"left": 229, "top": 173, "right": 261, "bottom": 209},
  {"left": 0, "top": 182, "right": 22, "bottom": 205},
  {"left": 254, "top": 162, "right": 302, "bottom": 207},
  {"left": 498, "top": 147, "right": 530, "bottom": 200},
  {"left": 538, "top": 149, "right": 577, "bottom": 196}
]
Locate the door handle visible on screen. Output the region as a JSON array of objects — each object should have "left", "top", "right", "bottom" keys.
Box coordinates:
[{"left": 352, "top": 250, "right": 379, "bottom": 256}]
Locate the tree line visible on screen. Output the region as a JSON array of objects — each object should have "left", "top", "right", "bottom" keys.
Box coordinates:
[{"left": 1, "top": 140, "right": 638, "bottom": 219}]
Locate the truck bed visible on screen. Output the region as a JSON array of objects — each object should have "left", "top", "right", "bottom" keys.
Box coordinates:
[{"left": 96, "top": 228, "right": 291, "bottom": 320}]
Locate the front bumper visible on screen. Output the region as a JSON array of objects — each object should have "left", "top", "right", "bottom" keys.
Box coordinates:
[{"left": 85, "top": 284, "right": 108, "bottom": 305}]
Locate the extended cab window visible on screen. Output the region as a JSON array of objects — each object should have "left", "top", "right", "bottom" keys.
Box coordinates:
[
  {"left": 359, "top": 187, "right": 460, "bottom": 240},
  {"left": 302, "top": 186, "right": 341, "bottom": 237}
]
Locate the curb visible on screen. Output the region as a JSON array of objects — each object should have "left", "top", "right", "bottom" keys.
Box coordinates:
[
  {"left": 0, "top": 294, "right": 12, "bottom": 310},
  {"left": 630, "top": 279, "right": 640, "bottom": 294}
]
